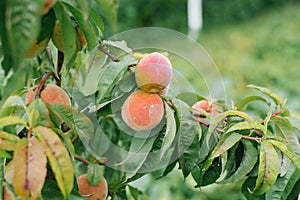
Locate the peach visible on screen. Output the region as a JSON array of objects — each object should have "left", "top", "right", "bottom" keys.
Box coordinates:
[
  {"left": 40, "top": 84, "right": 71, "bottom": 107},
  {"left": 25, "top": 85, "right": 71, "bottom": 107},
  {"left": 77, "top": 174, "right": 108, "bottom": 200},
  {"left": 135, "top": 52, "right": 172, "bottom": 94},
  {"left": 192, "top": 99, "right": 223, "bottom": 118},
  {"left": 121, "top": 90, "right": 164, "bottom": 131}
]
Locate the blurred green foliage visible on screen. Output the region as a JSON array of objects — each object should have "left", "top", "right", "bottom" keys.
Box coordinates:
[
  {"left": 117, "top": 0, "right": 297, "bottom": 33},
  {"left": 198, "top": 2, "right": 300, "bottom": 113}
]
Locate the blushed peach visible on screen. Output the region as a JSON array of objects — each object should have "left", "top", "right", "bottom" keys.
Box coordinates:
[
  {"left": 121, "top": 90, "right": 164, "bottom": 131},
  {"left": 135, "top": 52, "right": 172, "bottom": 94},
  {"left": 77, "top": 174, "right": 108, "bottom": 200}
]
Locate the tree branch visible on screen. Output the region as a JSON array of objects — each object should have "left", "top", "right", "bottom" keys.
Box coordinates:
[{"left": 98, "top": 45, "right": 120, "bottom": 62}]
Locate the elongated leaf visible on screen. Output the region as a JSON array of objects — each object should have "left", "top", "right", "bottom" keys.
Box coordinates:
[
  {"left": 87, "top": 163, "right": 103, "bottom": 186},
  {"left": 35, "top": 126, "right": 74, "bottom": 199},
  {"left": 0, "top": 157, "right": 5, "bottom": 198},
  {"left": 160, "top": 103, "right": 177, "bottom": 159},
  {"left": 204, "top": 132, "right": 242, "bottom": 171},
  {"left": 225, "top": 121, "right": 265, "bottom": 134},
  {"left": 247, "top": 84, "right": 286, "bottom": 106},
  {"left": 53, "top": 2, "right": 77, "bottom": 62},
  {"left": 173, "top": 98, "right": 201, "bottom": 177},
  {"left": 266, "top": 164, "right": 300, "bottom": 200},
  {"left": 0, "top": 130, "right": 20, "bottom": 150},
  {"left": 63, "top": 2, "right": 97, "bottom": 50},
  {"left": 2, "top": 0, "right": 44, "bottom": 70},
  {"left": 104, "top": 40, "right": 132, "bottom": 54},
  {"left": 0, "top": 95, "right": 25, "bottom": 117},
  {"left": 206, "top": 111, "right": 253, "bottom": 146},
  {"left": 235, "top": 95, "right": 269, "bottom": 110},
  {"left": 97, "top": 55, "right": 137, "bottom": 101},
  {"left": 95, "top": 0, "right": 118, "bottom": 33},
  {"left": 0, "top": 149, "right": 11, "bottom": 158},
  {"left": 220, "top": 140, "right": 258, "bottom": 183},
  {"left": 26, "top": 98, "right": 50, "bottom": 128},
  {"left": 268, "top": 140, "right": 300, "bottom": 171},
  {"left": 13, "top": 137, "right": 47, "bottom": 199},
  {"left": 89, "top": 8, "right": 104, "bottom": 36},
  {"left": 253, "top": 140, "right": 280, "bottom": 195},
  {"left": 210, "top": 132, "right": 242, "bottom": 159},
  {"left": 0, "top": 116, "right": 27, "bottom": 129}
]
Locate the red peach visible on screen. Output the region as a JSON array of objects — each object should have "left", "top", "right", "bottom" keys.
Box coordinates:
[
  {"left": 135, "top": 52, "right": 172, "bottom": 94},
  {"left": 121, "top": 90, "right": 164, "bottom": 131},
  {"left": 77, "top": 174, "right": 108, "bottom": 200}
]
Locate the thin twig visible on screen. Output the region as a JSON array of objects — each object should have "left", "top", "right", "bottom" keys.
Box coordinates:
[
  {"left": 242, "top": 135, "right": 262, "bottom": 142},
  {"left": 74, "top": 154, "right": 90, "bottom": 165},
  {"left": 71, "top": 134, "right": 79, "bottom": 143},
  {"left": 271, "top": 109, "right": 284, "bottom": 117},
  {"left": 194, "top": 118, "right": 225, "bottom": 132},
  {"left": 98, "top": 45, "right": 120, "bottom": 62}
]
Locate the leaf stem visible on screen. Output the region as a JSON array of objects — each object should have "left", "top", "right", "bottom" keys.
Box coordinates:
[
  {"left": 74, "top": 154, "right": 90, "bottom": 165},
  {"left": 242, "top": 135, "right": 262, "bottom": 142},
  {"left": 98, "top": 45, "right": 120, "bottom": 62},
  {"left": 194, "top": 118, "right": 225, "bottom": 132}
]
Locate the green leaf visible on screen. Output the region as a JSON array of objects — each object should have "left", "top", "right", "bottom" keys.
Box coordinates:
[
  {"left": 204, "top": 132, "right": 242, "bottom": 172},
  {"left": 235, "top": 95, "right": 269, "bottom": 110},
  {"left": 0, "top": 116, "right": 27, "bottom": 129},
  {"left": 1, "top": 0, "right": 44, "bottom": 71},
  {"left": 266, "top": 163, "right": 300, "bottom": 200},
  {"left": 127, "top": 185, "right": 149, "bottom": 200},
  {"left": 173, "top": 98, "right": 201, "bottom": 177},
  {"left": 26, "top": 99, "right": 50, "bottom": 128},
  {"left": 97, "top": 55, "right": 137, "bottom": 101},
  {"left": 95, "top": 0, "right": 118, "bottom": 33},
  {"left": 13, "top": 137, "right": 47, "bottom": 199},
  {"left": 268, "top": 139, "right": 300, "bottom": 171},
  {"left": 0, "top": 156, "right": 5, "bottom": 198},
  {"left": 207, "top": 110, "right": 253, "bottom": 143},
  {"left": 160, "top": 103, "right": 177, "bottom": 158},
  {"left": 62, "top": 2, "right": 97, "bottom": 50},
  {"left": 87, "top": 163, "right": 103, "bottom": 186},
  {"left": 53, "top": 2, "right": 77, "bottom": 62},
  {"left": 225, "top": 121, "right": 265, "bottom": 134},
  {"left": 35, "top": 126, "right": 74, "bottom": 199},
  {"left": 247, "top": 84, "right": 286, "bottom": 107},
  {"left": 0, "top": 95, "right": 25, "bottom": 117},
  {"left": 253, "top": 140, "right": 280, "bottom": 195},
  {"left": 104, "top": 40, "right": 132, "bottom": 53},
  {"left": 0, "top": 149, "right": 11, "bottom": 158},
  {"left": 0, "top": 130, "right": 20, "bottom": 150},
  {"left": 220, "top": 140, "right": 258, "bottom": 183},
  {"left": 89, "top": 8, "right": 104, "bottom": 36}
]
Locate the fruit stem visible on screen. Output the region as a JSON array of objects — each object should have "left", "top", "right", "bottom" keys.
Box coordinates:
[
  {"left": 98, "top": 45, "right": 120, "bottom": 62},
  {"left": 35, "top": 72, "right": 54, "bottom": 98}
]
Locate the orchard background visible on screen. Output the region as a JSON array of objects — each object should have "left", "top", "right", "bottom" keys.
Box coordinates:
[{"left": 0, "top": 0, "right": 300, "bottom": 200}]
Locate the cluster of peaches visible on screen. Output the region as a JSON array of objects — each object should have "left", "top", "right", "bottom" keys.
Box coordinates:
[{"left": 121, "top": 52, "right": 173, "bottom": 131}]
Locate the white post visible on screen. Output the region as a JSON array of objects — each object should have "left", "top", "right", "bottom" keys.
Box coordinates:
[{"left": 188, "top": 0, "right": 203, "bottom": 40}]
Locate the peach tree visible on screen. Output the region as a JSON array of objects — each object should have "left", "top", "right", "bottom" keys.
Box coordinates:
[{"left": 0, "top": 0, "right": 299, "bottom": 199}]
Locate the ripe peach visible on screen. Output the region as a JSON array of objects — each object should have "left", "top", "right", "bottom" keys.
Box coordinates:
[
  {"left": 40, "top": 84, "right": 71, "bottom": 107},
  {"left": 135, "top": 52, "right": 172, "bottom": 94},
  {"left": 25, "top": 85, "right": 71, "bottom": 107},
  {"left": 77, "top": 174, "right": 108, "bottom": 200},
  {"left": 121, "top": 90, "right": 164, "bottom": 131},
  {"left": 42, "top": 0, "right": 57, "bottom": 15},
  {"left": 192, "top": 99, "right": 223, "bottom": 118},
  {"left": 51, "top": 21, "right": 87, "bottom": 52}
]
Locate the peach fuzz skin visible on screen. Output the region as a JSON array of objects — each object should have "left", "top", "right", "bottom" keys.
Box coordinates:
[
  {"left": 135, "top": 52, "right": 172, "bottom": 94},
  {"left": 121, "top": 90, "right": 164, "bottom": 131}
]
